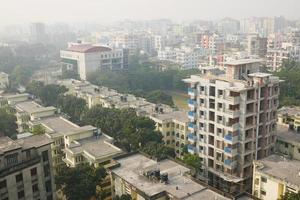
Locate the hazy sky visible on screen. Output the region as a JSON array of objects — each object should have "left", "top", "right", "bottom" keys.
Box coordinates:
[{"left": 1, "top": 0, "right": 299, "bottom": 25}]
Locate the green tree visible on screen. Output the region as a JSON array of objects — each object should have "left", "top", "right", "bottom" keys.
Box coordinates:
[
  {"left": 10, "top": 65, "right": 33, "bottom": 88},
  {"left": 31, "top": 125, "right": 45, "bottom": 135},
  {"left": 55, "top": 164, "right": 107, "bottom": 200},
  {"left": 141, "top": 142, "right": 175, "bottom": 160},
  {"left": 0, "top": 108, "right": 17, "bottom": 138},
  {"left": 280, "top": 191, "right": 300, "bottom": 200},
  {"left": 145, "top": 90, "right": 174, "bottom": 106},
  {"left": 182, "top": 154, "right": 202, "bottom": 174},
  {"left": 57, "top": 95, "right": 87, "bottom": 123}
]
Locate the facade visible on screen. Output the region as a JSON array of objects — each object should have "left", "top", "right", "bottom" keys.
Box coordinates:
[
  {"left": 0, "top": 72, "right": 9, "bottom": 91},
  {"left": 184, "top": 59, "right": 280, "bottom": 193},
  {"left": 266, "top": 49, "right": 289, "bottom": 71},
  {"left": 252, "top": 154, "right": 300, "bottom": 200},
  {"left": 0, "top": 135, "right": 56, "bottom": 200},
  {"left": 277, "top": 106, "right": 300, "bottom": 130},
  {"left": 247, "top": 34, "right": 268, "bottom": 58},
  {"left": 30, "top": 23, "right": 47, "bottom": 43},
  {"left": 150, "top": 111, "right": 189, "bottom": 158},
  {"left": 276, "top": 125, "right": 300, "bottom": 160},
  {"left": 110, "top": 153, "right": 233, "bottom": 200},
  {"left": 60, "top": 43, "right": 128, "bottom": 80}
]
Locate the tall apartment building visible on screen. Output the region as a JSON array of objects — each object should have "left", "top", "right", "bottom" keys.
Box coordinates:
[
  {"left": 0, "top": 135, "right": 56, "bottom": 200},
  {"left": 60, "top": 42, "right": 128, "bottom": 80},
  {"left": 266, "top": 49, "right": 289, "bottom": 71},
  {"left": 247, "top": 34, "right": 268, "bottom": 58},
  {"left": 184, "top": 59, "right": 280, "bottom": 194}
]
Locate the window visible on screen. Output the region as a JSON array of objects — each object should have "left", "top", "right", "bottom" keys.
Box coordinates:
[
  {"left": 0, "top": 179, "right": 7, "bottom": 189},
  {"left": 298, "top": 148, "right": 300, "bottom": 154},
  {"left": 18, "top": 190, "right": 25, "bottom": 199},
  {"left": 16, "top": 174, "right": 23, "bottom": 183},
  {"left": 45, "top": 180, "right": 52, "bottom": 193},
  {"left": 166, "top": 132, "right": 170, "bottom": 136},
  {"left": 44, "top": 164, "right": 50, "bottom": 177},
  {"left": 284, "top": 142, "right": 288, "bottom": 148},
  {"left": 6, "top": 153, "right": 18, "bottom": 166},
  {"left": 261, "top": 190, "right": 266, "bottom": 196},
  {"left": 42, "top": 150, "right": 49, "bottom": 162},
  {"left": 31, "top": 167, "right": 37, "bottom": 176},
  {"left": 261, "top": 177, "right": 267, "bottom": 183},
  {"left": 32, "top": 183, "right": 39, "bottom": 193}
]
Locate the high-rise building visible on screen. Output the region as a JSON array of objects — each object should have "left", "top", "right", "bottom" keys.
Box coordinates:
[
  {"left": 184, "top": 59, "right": 280, "bottom": 194},
  {"left": 0, "top": 135, "right": 56, "bottom": 200},
  {"left": 247, "top": 34, "right": 268, "bottom": 58},
  {"left": 30, "top": 23, "right": 47, "bottom": 43}
]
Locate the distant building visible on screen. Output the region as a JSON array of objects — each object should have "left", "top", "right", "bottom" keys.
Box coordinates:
[
  {"left": 252, "top": 154, "right": 300, "bottom": 200},
  {"left": 0, "top": 135, "right": 56, "bottom": 200},
  {"left": 60, "top": 42, "right": 128, "bottom": 80},
  {"left": 247, "top": 34, "right": 267, "bottom": 58},
  {"left": 277, "top": 106, "right": 300, "bottom": 130},
  {"left": 109, "top": 153, "right": 234, "bottom": 200},
  {"left": 184, "top": 59, "right": 280, "bottom": 193},
  {"left": 0, "top": 72, "right": 9, "bottom": 91},
  {"left": 30, "top": 23, "right": 47, "bottom": 43}
]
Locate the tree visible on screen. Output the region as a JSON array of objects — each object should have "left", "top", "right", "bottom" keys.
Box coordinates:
[
  {"left": 0, "top": 108, "right": 17, "bottom": 138},
  {"left": 31, "top": 125, "right": 45, "bottom": 135},
  {"left": 182, "top": 154, "right": 202, "bottom": 174},
  {"left": 57, "top": 95, "right": 87, "bottom": 123},
  {"left": 141, "top": 142, "right": 175, "bottom": 160},
  {"left": 145, "top": 90, "right": 174, "bottom": 106},
  {"left": 281, "top": 191, "right": 300, "bottom": 200},
  {"left": 10, "top": 65, "right": 33, "bottom": 88},
  {"left": 55, "top": 164, "right": 107, "bottom": 200}
]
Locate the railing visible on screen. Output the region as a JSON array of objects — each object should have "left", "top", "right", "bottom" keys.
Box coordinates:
[
  {"left": 0, "top": 156, "right": 41, "bottom": 178},
  {"left": 187, "top": 133, "right": 196, "bottom": 141},
  {"left": 224, "top": 134, "right": 238, "bottom": 143},
  {"left": 188, "top": 111, "right": 195, "bottom": 117},
  {"left": 188, "top": 123, "right": 197, "bottom": 130},
  {"left": 224, "top": 147, "right": 232, "bottom": 154},
  {"left": 187, "top": 145, "right": 195, "bottom": 153}
]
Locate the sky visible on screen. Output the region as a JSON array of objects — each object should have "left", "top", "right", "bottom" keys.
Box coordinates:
[{"left": 1, "top": 0, "right": 300, "bottom": 25}]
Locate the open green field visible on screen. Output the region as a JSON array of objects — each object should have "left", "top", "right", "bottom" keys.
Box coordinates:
[{"left": 165, "top": 90, "right": 189, "bottom": 111}]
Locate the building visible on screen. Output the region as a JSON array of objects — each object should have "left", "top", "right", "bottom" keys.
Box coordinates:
[
  {"left": 60, "top": 42, "right": 128, "bottom": 80},
  {"left": 277, "top": 106, "right": 300, "bottom": 130},
  {"left": 0, "top": 72, "right": 9, "bottom": 91},
  {"left": 217, "top": 18, "right": 240, "bottom": 35},
  {"left": 266, "top": 48, "right": 289, "bottom": 71},
  {"left": 0, "top": 135, "right": 56, "bottom": 200},
  {"left": 252, "top": 154, "right": 300, "bottom": 200},
  {"left": 150, "top": 111, "right": 189, "bottom": 158},
  {"left": 276, "top": 125, "right": 300, "bottom": 160},
  {"left": 110, "top": 153, "right": 234, "bottom": 200},
  {"left": 247, "top": 34, "right": 268, "bottom": 58},
  {"left": 184, "top": 59, "right": 280, "bottom": 193},
  {"left": 30, "top": 23, "right": 47, "bottom": 43}
]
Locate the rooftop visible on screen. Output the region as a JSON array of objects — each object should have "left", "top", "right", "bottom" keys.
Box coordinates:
[
  {"left": 112, "top": 154, "right": 230, "bottom": 199},
  {"left": 255, "top": 154, "right": 300, "bottom": 188},
  {"left": 39, "top": 116, "right": 80, "bottom": 134},
  {"left": 276, "top": 125, "right": 300, "bottom": 143},
  {"left": 224, "top": 59, "right": 263, "bottom": 66},
  {"left": 67, "top": 134, "right": 123, "bottom": 160},
  {"left": 15, "top": 101, "right": 56, "bottom": 114},
  {"left": 278, "top": 106, "right": 300, "bottom": 116},
  {"left": 66, "top": 44, "right": 112, "bottom": 53},
  {"left": 0, "top": 137, "right": 21, "bottom": 155},
  {"left": 151, "top": 111, "right": 189, "bottom": 123}
]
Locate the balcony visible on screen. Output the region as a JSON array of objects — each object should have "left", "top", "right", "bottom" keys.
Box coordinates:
[
  {"left": 226, "top": 109, "right": 240, "bottom": 117},
  {"left": 187, "top": 145, "right": 195, "bottom": 154},
  {"left": 224, "top": 134, "right": 238, "bottom": 144},
  {"left": 224, "top": 147, "right": 238, "bottom": 156},
  {"left": 226, "top": 96, "right": 240, "bottom": 104},
  {"left": 188, "top": 88, "right": 196, "bottom": 98},
  {"left": 188, "top": 111, "right": 196, "bottom": 121},
  {"left": 188, "top": 133, "right": 196, "bottom": 143},
  {"left": 188, "top": 99, "right": 196, "bottom": 109},
  {"left": 224, "top": 159, "right": 237, "bottom": 169},
  {"left": 188, "top": 123, "right": 197, "bottom": 132}
]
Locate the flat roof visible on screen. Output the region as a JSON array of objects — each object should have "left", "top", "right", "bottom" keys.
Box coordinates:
[
  {"left": 16, "top": 101, "right": 56, "bottom": 114},
  {"left": 255, "top": 154, "right": 300, "bottom": 188},
  {"left": 248, "top": 72, "right": 272, "bottom": 78},
  {"left": 112, "top": 154, "right": 230, "bottom": 199},
  {"left": 0, "top": 137, "right": 21, "bottom": 154},
  {"left": 224, "top": 59, "right": 263, "bottom": 66},
  {"left": 152, "top": 111, "right": 189, "bottom": 123},
  {"left": 40, "top": 116, "right": 80, "bottom": 134},
  {"left": 66, "top": 44, "right": 112, "bottom": 53},
  {"left": 278, "top": 106, "right": 300, "bottom": 116},
  {"left": 276, "top": 125, "right": 300, "bottom": 143},
  {"left": 67, "top": 134, "right": 123, "bottom": 160}
]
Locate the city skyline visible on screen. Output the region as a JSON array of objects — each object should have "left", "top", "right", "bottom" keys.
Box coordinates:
[{"left": 0, "top": 0, "right": 299, "bottom": 26}]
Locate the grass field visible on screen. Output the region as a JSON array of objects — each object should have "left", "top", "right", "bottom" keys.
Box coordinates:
[{"left": 165, "top": 90, "right": 189, "bottom": 111}]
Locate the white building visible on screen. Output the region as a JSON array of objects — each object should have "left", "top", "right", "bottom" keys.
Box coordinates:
[
  {"left": 184, "top": 59, "right": 280, "bottom": 193},
  {"left": 60, "top": 43, "right": 128, "bottom": 80}
]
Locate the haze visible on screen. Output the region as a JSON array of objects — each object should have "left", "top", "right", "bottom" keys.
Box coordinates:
[{"left": 1, "top": 0, "right": 300, "bottom": 25}]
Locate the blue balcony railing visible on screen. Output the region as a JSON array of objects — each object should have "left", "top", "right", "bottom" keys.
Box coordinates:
[
  {"left": 224, "top": 159, "right": 232, "bottom": 166},
  {"left": 188, "top": 88, "right": 195, "bottom": 93},
  {"left": 188, "top": 111, "right": 195, "bottom": 117},
  {"left": 187, "top": 145, "right": 195, "bottom": 153},
  {"left": 188, "top": 133, "right": 195, "bottom": 140},
  {"left": 188, "top": 99, "right": 195, "bottom": 105},
  {"left": 224, "top": 147, "right": 232, "bottom": 154},
  {"left": 224, "top": 134, "right": 233, "bottom": 141},
  {"left": 188, "top": 123, "right": 195, "bottom": 129}
]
